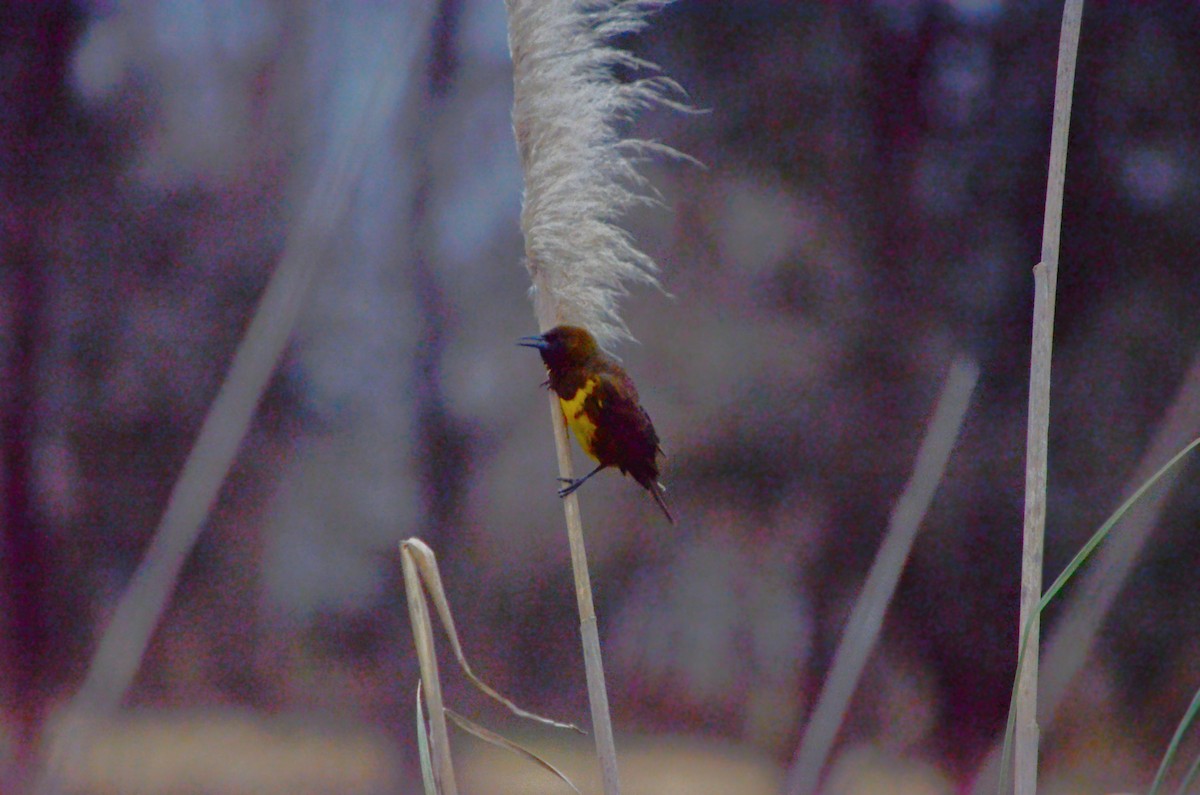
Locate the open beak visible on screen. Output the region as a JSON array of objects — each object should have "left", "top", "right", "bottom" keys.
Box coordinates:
[{"left": 517, "top": 334, "right": 548, "bottom": 350}]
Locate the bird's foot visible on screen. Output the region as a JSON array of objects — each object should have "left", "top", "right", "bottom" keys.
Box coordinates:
[{"left": 557, "top": 477, "right": 583, "bottom": 498}]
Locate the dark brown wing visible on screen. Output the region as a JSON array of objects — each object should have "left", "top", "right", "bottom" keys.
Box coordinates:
[
  {"left": 586, "top": 369, "right": 662, "bottom": 490},
  {"left": 578, "top": 360, "right": 674, "bottom": 523}
]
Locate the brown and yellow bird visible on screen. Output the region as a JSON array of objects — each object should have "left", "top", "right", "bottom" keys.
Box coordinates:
[{"left": 519, "top": 325, "right": 674, "bottom": 523}]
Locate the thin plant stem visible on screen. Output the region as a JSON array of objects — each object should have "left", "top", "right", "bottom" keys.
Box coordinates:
[
  {"left": 1012, "top": 2, "right": 1083, "bottom": 793},
  {"left": 785, "top": 357, "right": 978, "bottom": 795},
  {"left": 506, "top": 1, "right": 686, "bottom": 792},
  {"left": 403, "top": 549, "right": 458, "bottom": 795},
  {"left": 545, "top": 391, "right": 622, "bottom": 795}
]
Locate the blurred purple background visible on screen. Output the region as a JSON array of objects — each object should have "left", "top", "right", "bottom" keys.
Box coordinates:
[{"left": 4, "top": 1, "right": 1200, "bottom": 792}]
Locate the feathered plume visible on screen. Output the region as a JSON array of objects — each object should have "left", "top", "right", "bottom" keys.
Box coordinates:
[{"left": 507, "top": 0, "right": 684, "bottom": 349}]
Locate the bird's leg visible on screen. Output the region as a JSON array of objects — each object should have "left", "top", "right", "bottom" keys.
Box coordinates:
[{"left": 557, "top": 464, "right": 605, "bottom": 497}]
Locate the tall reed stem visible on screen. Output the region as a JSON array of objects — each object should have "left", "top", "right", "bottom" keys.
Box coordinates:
[
  {"left": 1014, "top": 2, "right": 1083, "bottom": 793},
  {"left": 546, "top": 393, "right": 622, "bottom": 795},
  {"left": 507, "top": 2, "right": 683, "bottom": 791}
]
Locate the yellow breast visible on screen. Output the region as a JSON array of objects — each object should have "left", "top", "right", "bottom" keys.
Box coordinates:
[{"left": 559, "top": 378, "right": 600, "bottom": 461}]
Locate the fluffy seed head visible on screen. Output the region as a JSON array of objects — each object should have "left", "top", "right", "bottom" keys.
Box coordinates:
[{"left": 507, "top": 0, "right": 685, "bottom": 349}]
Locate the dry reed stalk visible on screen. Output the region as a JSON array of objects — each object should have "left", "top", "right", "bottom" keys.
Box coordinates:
[
  {"left": 404, "top": 542, "right": 458, "bottom": 795},
  {"left": 506, "top": 3, "right": 684, "bottom": 794},
  {"left": 1011, "top": 3, "right": 1083, "bottom": 793},
  {"left": 785, "top": 358, "right": 978, "bottom": 795},
  {"left": 401, "top": 538, "right": 581, "bottom": 795}
]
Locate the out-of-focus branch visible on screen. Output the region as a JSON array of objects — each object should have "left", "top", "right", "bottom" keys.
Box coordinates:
[
  {"left": 34, "top": 7, "right": 435, "bottom": 793},
  {"left": 786, "top": 357, "right": 978, "bottom": 795}
]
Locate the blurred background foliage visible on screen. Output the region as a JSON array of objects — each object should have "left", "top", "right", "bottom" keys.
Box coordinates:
[{"left": 3, "top": 1, "right": 1200, "bottom": 792}]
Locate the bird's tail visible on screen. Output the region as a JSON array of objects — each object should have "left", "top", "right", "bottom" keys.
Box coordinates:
[{"left": 650, "top": 481, "right": 675, "bottom": 525}]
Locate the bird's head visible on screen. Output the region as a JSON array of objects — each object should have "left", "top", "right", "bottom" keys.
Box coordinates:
[{"left": 518, "top": 325, "right": 599, "bottom": 371}]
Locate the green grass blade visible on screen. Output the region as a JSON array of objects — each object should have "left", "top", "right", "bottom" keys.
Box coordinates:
[
  {"left": 1152, "top": 684, "right": 1200, "bottom": 795},
  {"left": 1038, "top": 436, "right": 1200, "bottom": 612},
  {"left": 998, "top": 435, "right": 1200, "bottom": 795},
  {"left": 1172, "top": 741, "right": 1200, "bottom": 795}
]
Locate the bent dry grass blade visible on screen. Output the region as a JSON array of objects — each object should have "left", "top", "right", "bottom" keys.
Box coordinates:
[
  {"left": 445, "top": 708, "right": 581, "bottom": 794},
  {"left": 402, "top": 538, "right": 583, "bottom": 732},
  {"left": 416, "top": 683, "right": 438, "bottom": 795},
  {"left": 401, "top": 538, "right": 583, "bottom": 795},
  {"left": 404, "top": 540, "right": 457, "bottom": 795}
]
